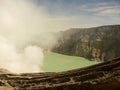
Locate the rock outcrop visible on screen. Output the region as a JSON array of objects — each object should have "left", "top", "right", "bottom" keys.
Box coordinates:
[
  {"left": 53, "top": 25, "right": 120, "bottom": 62},
  {"left": 0, "top": 57, "right": 120, "bottom": 90},
  {"left": 0, "top": 68, "right": 11, "bottom": 74}
]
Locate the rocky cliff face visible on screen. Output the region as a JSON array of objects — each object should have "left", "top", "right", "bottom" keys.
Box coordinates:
[{"left": 53, "top": 25, "right": 120, "bottom": 62}]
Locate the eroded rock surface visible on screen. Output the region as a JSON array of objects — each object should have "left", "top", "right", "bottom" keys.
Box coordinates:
[
  {"left": 0, "top": 57, "right": 120, "bottom": 90},
  {"left": 53, "top": 25, "right": 120, "bottom": 62},
  {"left": 0, "top": 68, "right": 12, "bottom": 74}
]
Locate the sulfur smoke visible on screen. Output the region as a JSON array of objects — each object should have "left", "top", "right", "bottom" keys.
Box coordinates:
[
  {"left": 0, "top": 0, "right": 55, "bottom": 73},
  {"left": 0, "top": 37, "right": 44, "bottom": 73}
]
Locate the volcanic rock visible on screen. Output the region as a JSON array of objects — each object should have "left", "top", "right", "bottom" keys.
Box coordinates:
[
  {"left": 0, "top": 57, "right": 120, "bottom": 90},
  {"left": 52, "top": 25, "right": 120, "bottom": 62}
]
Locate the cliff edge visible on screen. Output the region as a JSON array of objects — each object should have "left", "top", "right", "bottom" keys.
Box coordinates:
[{"left": 0, "top": 57, "right": 120, "bottom": 90}]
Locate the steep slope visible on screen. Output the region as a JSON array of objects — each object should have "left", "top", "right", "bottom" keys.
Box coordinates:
[
  {"left": 53, "top": 25, "right": 120, "bottom": 62},
  {"left": 0, "top": 57, "right": 120, "bottom": 90}
]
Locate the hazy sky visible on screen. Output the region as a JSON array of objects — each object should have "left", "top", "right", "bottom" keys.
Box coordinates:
[{"left": 34, "top": 0, "right": 120, "bottom": 31}]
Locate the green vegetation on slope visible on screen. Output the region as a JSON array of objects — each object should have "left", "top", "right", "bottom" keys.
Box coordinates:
[{"left": 42, "top": 52, "right": 98, "bottom": 72}]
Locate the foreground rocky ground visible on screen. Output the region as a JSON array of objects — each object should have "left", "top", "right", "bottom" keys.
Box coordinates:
[{"left": 0, "top": 57, "right": 120, "bottom": 90}]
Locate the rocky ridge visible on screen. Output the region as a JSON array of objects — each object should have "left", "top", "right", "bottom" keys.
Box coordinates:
[
  {"left": 53, "top": 25, "right": 120, "bottom": 62},
  {"left": 0, "top": 57, "right": 120, "bottom": 90}
]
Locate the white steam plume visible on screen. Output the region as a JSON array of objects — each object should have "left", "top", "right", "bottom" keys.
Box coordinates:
[
  {"left": 0, "top": 36, "right": 44, "bottom": 73},
  {"left": 0, "top": 0, "right": 55, "bottom": 73}
]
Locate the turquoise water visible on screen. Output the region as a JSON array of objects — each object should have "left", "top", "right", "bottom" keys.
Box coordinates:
[{"left": 42, "top": 52, "right": 98, "bottom": 72}]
